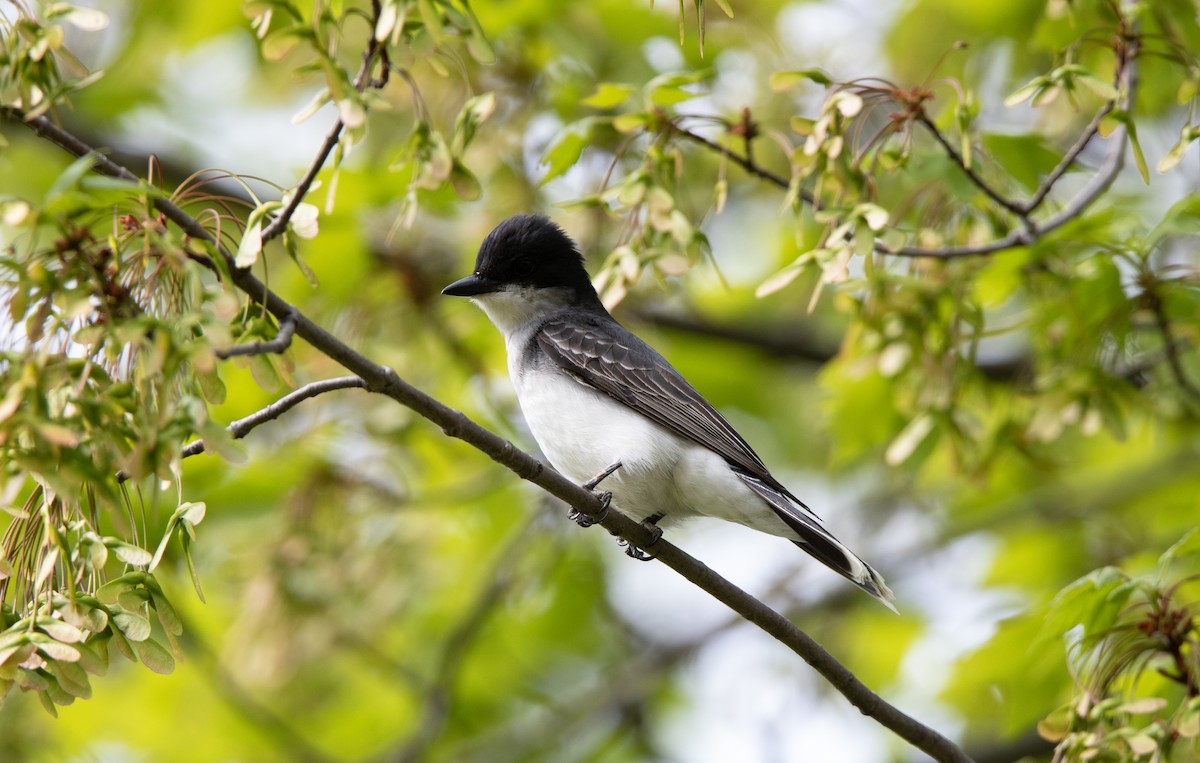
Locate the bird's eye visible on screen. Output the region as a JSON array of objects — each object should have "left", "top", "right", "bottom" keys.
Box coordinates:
[{"left": 511, "top": 257, "right": 535, "bottom": 278}]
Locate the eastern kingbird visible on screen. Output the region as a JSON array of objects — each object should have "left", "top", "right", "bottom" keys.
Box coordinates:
[{"left": 443, "top": 214, "right": 895, "bottom": 609}]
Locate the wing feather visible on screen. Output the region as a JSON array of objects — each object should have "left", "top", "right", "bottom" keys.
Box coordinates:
[
  {"left": 535, "top": 315, "right": 895, "bottom": 608},
  {"left": 535, "top": 316, "right": 805, "bottom": 507}
]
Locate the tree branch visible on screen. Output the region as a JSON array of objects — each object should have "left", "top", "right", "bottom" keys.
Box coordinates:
[
  {"left": 629, "top": 305, "right": 1033, "bottom": 382},
  {"left": 215, "top": 309, "right": 298, "bottom": 359},
  {"left": 1018, "top": 103, "right": 1113, "bottom": 215},
  {"left": 1147, "top": 289, "right": 1200, "bottom": 405},
  {"left": 671, "top": 123, "right": 814, "bottom": 205},
  {"left": 4, "top": 109, "right": 975, "bottom": 763},
  {"left": 180, "top": 376, "right": 368, "bottom": 459},
  {"left": 669, "top": 31, "right": 1136, "bottom": 261},
  {"left": 966, "top": 729, "right": 1054, "bottom": 763},
  {"left": 188, "top": 629, "right": 338, "bottom": 763},
  {"left": 914, "top": 111, "right": 1033, "bottom": 221},
  {"left": 388, "top": 514, "right": 538, "bottom": 763},
  {"left": 258, "top": 5, "right": 388, "bottom": 244}
]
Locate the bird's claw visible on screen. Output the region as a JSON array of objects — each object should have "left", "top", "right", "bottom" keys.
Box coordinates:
[
  {"left": 571, "top": 461, "right": 622, "bottom": 528},
  {"left": 621, "top": 520, "right": 663, "bottom": 561},
  {"left": 568, "top": 490, "right": 611, "bottom": 528},
  {"left": 583, "top": 461, "right": 623, "bottom": 491}
]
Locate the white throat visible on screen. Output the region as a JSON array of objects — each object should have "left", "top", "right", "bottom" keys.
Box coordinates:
[{"left": 470, "top": 285, "right": 578, "bottom": 337}]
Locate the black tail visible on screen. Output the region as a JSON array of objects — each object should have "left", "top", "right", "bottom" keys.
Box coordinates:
[{"left": 737, "top": 473, "right": 896, "bottom": 611}]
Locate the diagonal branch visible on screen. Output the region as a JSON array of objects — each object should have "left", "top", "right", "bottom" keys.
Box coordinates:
[
  {"left": 258, "top": 4, "right": 388, "bottom": 244},
  {"left": 1147, "top": 289, "right": 1200, "bottom": 405},
  {"left": 914, "top": 111, "right": 1033, "bottom": 221},
  {"left": 630, "top": 305, "right": 1033, "bottom": 382},
  {"left": 671, "top": 123, "right": 815, "bottom": 205},
  {"left": 388, "top": 514, "right": 539, "bottom": 763},
  {"left": 1018, "top": 102, "right": 1113, "bottom": 215},
  {"left": 670, "top": 31, "right": 1136, "bottom": 261},
  {"left": 180, "top": 376, "right": 368, "bottom": 459},
  {"left": 882, "top": 31, "right": 1137, "bottom": 259},
  {"left": 215, "top": 309, "right": 298, "bottom": 359},
  {"left": 188, "top": 629, "right": 338, "bottom": 763},
  {"left": 4, "top": 108, "right": 975, "bottom": 763}
]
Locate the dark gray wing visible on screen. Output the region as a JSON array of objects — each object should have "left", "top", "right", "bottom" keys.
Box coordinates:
[
  {"left": 538, "top": 315, "right": 895, "bottom": 608},
  {"left": 535, "top": 315, "right": 806, "bottom": 508}
]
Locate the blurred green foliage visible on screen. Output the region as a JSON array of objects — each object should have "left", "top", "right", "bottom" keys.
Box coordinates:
[{"left": 1, "top": 0, "right": 1199, "bottom": 761}]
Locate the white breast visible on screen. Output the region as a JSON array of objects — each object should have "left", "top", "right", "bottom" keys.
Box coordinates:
[{"left": 511, "top": 362, "right": 685, "bottom": 519}]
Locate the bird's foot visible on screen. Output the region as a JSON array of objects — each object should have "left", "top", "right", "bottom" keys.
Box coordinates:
[
  {"left": 570, "top": 461, "right": 623, "bottom": 528},
  {"left": 583, "top": 461, "right": 623, "bottom": 491},
  {"left": 568, "top": 490, "right": 611, "bottom": 528},
  {"left": 621, "top": 519, "right": 664, "bottom": 561}
]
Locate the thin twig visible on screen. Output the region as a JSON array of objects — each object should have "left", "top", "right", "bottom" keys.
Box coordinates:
[
  {"left": 180, "top": 376, "right": 367, "bottom": 459},
  {"left": 631, "top": 305, "right": 1033, "bottom": 382},
  {"left": 1019, "top": 102, "right": 1114, "bottom": 214},
  {"left": 669, "top": 31, "right": 1136, "bottom": 261},
  {"left": 671, "top": 124, "right": 815, "bottom": 204},
  {"left": 914, "top": 111, "right": 1032, "bottom": 220},
  {"left": 215, "top": 310, "right": 298, "bottom": 359},
  {"left": 4, "top": 109, "right": 976, "bottom": 763},
  {"left": 188, "top": 628, "right": 338, "bottom": 763},
  {"left": 389, "top": 515, "right": 539, "bottom": 763},
  {"left": 258, "top": 7, "right": 387, "bottom": 244},
  {"left": 885, "top": 28, "right": 1137, "bottom": 259},
  {"left": 1147, "top": 290, "right": 1200, "bottom": 404},
  {"left": 967, "top": 729, "right": 1054, "bottom": 763}
]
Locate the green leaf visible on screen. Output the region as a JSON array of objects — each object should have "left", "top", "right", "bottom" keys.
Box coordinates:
[
  {"left": 131, "top": 638, "right": 175, "bottom": 675},
  {"left": 1117, "top": 698, "right": 1168, "bottom": 714},
  {"left": 769, "top": 69, "right": 833, "bottom": 91},
  {"left": 108, "top": 627, "right": 135, "bottom": 662},
  {"left": 0, "top": 636, "right": 32, "bottom": 668},
  {"left": 1159, "top": 528, "right": 1200, "bottom": 569},
  {"left": 35, "top": 618, "right": 85, "bottom": 644},
  {"left": 647, "top": 85, "right": 700, "bottom": 107},
  {"left": 612, "top": 113, "right": 649, "bottom": 133},
  {"left": 1109, "top": 112, "right": 1149, "bottom": 183},
  {"left": 37, "top": 689, "right": 57, "bottom": 718},
  {"left": 582, "top": 82, "right": 636, "bottom": 109},
  {"left": 452, "top": 91, "right": 497, "bottom": 153},
  {"left": 1129, "top": 129, "right": 1149, "bottom": 183},
  {"left": 645, "top": 70, "right": 709, "bottom": 107},
  {"left": 107, "top": 540, "right": 152, "bottom": 567},
  {"left": 1004, "top": 78, "right": 1046, "bottom": 107},
  {"left": 755, "top": 253, "right": 813, "bottom": 297},
  {"left": 1040, "top": 566, "right": 1136, "bottom": 642},
  {"left": 885, "top": 413, "right": 937, "bottom": 466},
  {"left": 30, "top": 635, "right": 81, "bottom": 663},
  {"left": 182, "top": 534, "right": 205, "bottom": 603},
  {"left": 540, "top": 127, "right": 589, "bottom": 184},
  {"left": 1074, "top": 73, "right": 1118, "bottom": 101},
  {"left": 450, "top": 161, "right": 482, "bottom": 201},
  {"left": 96, "top": 576, "right": 133, "bottom": 606},
  {"left": 46, "top": 154, "right": 99, "bottom": 200},
  {"left": 150, "top": 592, "right": 183, "bottom": 637},
  {"left": 17, "top": 668, "right": 50, "bottom": 692},
  {"left": 111, "top": 610, "right": 151, "bottom": 642},
  {"left": 49, "top": 660, "right": 91, "bottom": 699},
  {"left": 460, "top": 2, "right": 495, "bottom": 64},
  {"left": 75, "top": 639, "right": 108, "bottom": 676}
]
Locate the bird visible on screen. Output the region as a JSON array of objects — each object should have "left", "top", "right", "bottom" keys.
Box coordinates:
[{"left": 442, "top": 214, "right": 895, "bottom": 610}]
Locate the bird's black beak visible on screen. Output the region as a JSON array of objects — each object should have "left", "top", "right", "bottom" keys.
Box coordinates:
[{"left": 442, "top": 273, "right": 499, "bottom": 297}]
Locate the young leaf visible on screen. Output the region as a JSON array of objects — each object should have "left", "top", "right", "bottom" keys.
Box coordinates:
[
  {"left": 111, "top": 610, "right": 151, "bottom": 642},
  {"left": 540, "top": 128, "right": 589, "bottom": 184},
  {"left": 131, "top": 638, "right": 175, "bottom": 675},
  {"left": 582, "top": 82, "right": 636, "bottom": 109}
]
